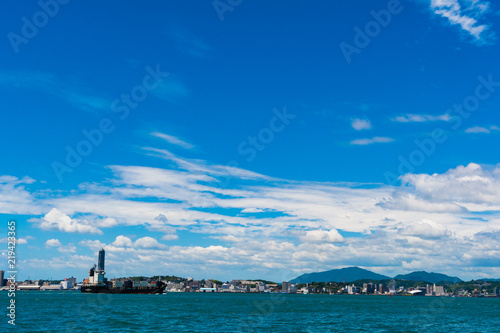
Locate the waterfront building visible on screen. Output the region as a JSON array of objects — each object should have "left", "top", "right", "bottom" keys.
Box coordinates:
[
  {"left": 426, "top": 284, "right": 432, "bottom": 295},
  {"left": 60, "top": 279, "right": 74, "bottom": 289},
  {"left": 282, "top": 281, "right": 291, "bottom": 292},
  {"left": 378, "top": 284, "right": 386, "bottom": 294},
  {"left": 434, "top": 285, "right": 445, "bottom": 295},
  {"left": 0, "top": 270, "right": 4, "bottom": 287},
  {"left": 389, "top": 280, "right": 397, "bottom": 294}
]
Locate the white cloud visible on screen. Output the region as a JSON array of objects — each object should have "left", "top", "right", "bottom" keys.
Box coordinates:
[
  {"left": 0, "top": 175, "right": 44, "bottom": 215},
  {"left": 392, "top": 113, "right": 451, "bottom": 123},
  {"left": 465, "top": 125, "right": 500, "bottom": 133},
  {"left": 350, "top": 137, "right": 394, "bottom": 145},
  {"left": 33, "top": 208, "right": 103, "bottom": 234},
  {"left": 351, "top": 118, "right": 372, "bottom": 130},
  {"left": 300, "top": 229, "right": 344, "bottom": 243},
  {"left": 241, "top": 208, "right": 265, "bottom": 213},
  {"left": 0, "top": 237, "right": 32, "bottom": 244},
  {"left": 378, "top": 193, "right": 468, "bottom": 213},
  {"left": 44, "top": 238, "right": 76, "bottom": 253},
  {"left": 429, "top": 0, "right": 494, "bottom": 43},
  {"left": 398, "top": 219, "right": 450, "bottom": 239},
  {"left": 161, "top": 234, "right": 179, "bottom": 241},
  {"left": 79, "top": 239, "right": 106, "bottom": 251},
  {"left": 45, "top": 239, "right": 62, "bottom": 247},
  {"left": 152, "top": 132, "right": 195, "bottom": 150},
  {"left": 399, "top": 162, "right": 500, "bottom": 205},
  {"left": 4, "top": 144, "right": 500, "bottom": 280},
  {"left": 111, "top": 235, "right": 134, "bottom": 247},
  {"left": 134, "top": 236, "right": 164, "bottom": 248}
]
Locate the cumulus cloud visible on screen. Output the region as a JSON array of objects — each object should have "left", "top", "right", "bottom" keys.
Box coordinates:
[
  {"left": 44, "top": 238, "right": 76, "bottom": 253},
  {"left": 134, "top": 236, "right": 164, "bottom": 248},
  {"left": 351, "top": 118, "right": 372, "bottom": 130},
  {"left": 0, "top": 236, "right": 32, "bottom": 244},
  {"left": 32, "top": 208, "right": 103, "bottom": 234},
  {"left": 350, "top": 137, "right": 394, "bottom": 145},
  {"left": 109, "top": 235, "right": 165, "bottom": 249},
  {"left": 400, "top": 162, "right": 500, "bottom": 205},
  {"left": 111, "top": 235, "right": 134, "bottom": 247},
  {"left": 429, "top": 0, "right": 495, "bottom": 44},
  {"left": 45, "top": 239, "right": 62, "bottom": 247},
  {"left": 300, "top": 229, "right": 344, "bottom": 243},
  {"left": 161, "top": 234, "right": 179, "bottom": 241},
  {"left": 398, "top": 219, "right": 450, "bottom": 239}
]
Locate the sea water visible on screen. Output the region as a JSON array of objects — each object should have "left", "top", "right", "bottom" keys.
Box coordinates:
[{"left": 1, "top": 292, "right": 499, "bottom": 332}]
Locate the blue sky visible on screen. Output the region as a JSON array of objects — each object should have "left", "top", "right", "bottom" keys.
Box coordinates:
[{"left": 1, "top": 0, "right": 500, "bottom": 282}]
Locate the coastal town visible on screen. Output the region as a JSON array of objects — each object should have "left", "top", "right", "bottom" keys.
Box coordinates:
[{"left": 2, "top": 271, "right": 499, "bottom": 298}]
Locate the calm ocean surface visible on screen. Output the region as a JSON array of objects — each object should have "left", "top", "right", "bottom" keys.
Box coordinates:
[{"left": 1, "top": 291, "right": 499, "bottom": 332}]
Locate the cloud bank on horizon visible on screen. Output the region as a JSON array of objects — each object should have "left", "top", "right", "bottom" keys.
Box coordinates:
[{"left": 3, "top": 136, "right": 500, "bottom": 281}]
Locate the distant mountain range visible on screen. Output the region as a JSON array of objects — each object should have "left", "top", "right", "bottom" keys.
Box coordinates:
[
  {"left": 394, "top": 271, "right": 462, "bottom": 284},
  {"left": 290, "top": 267, "right": 466, "bottom": 284},
  {"left": 290, "top": 267, "right": 390, "bottom": 283}
]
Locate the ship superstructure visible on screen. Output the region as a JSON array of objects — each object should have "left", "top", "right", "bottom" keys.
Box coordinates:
[{"left": 81, "top": 248, "right": 165, "bottom": 294}]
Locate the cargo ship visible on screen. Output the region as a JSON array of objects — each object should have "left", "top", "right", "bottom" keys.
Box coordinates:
[{"left": 81, "top": 248, "right": 165, "bottom": 294}]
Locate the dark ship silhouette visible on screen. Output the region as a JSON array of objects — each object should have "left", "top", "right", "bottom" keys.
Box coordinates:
[{"left": 81, "top": 248, "right": 165, "bottom": 294}]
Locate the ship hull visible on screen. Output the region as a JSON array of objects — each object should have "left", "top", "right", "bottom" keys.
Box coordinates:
[{"left": 81, "top": 285, "right": 164, "bottom": 294}]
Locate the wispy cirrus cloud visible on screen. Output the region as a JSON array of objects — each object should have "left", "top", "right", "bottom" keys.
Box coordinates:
[
  {"left": 152, "top": 132, "right": 195, "bottom": 150},
  {"left": 0, "top": 71, "right": 109, "bottom": 111},
  {"left": 151, "top": 75, "right": 190, "bottom": 104},
  {"left": 169, "top": 26, "right": 213, "bottom": 58},
  {"left": 391, "top": 113, "right": 451, "bottom": 123},
  {"left": 350, "top": 137, "right": 394, "bottom": 145},
  {"left": 428, "top": 0, "right": 495, "bottom": 44},
  {"left": 465, "top": 125, "right": 500, "bottom": 133}
]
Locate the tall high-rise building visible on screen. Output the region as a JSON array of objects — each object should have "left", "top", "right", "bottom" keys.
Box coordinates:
[
  {"left": 0, "top": 270, "right": 4, "bottom": 287},
  {"left": 98, "top": 248, "right": 105, "bottom": 271},
  {"left": 426, "top": 284, "right": 432, "bottom": 294},
  {"left": 282, "top": 281, "right": 291, "bottom": 292}
]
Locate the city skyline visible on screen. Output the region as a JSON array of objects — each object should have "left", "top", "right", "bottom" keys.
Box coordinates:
[{"left": 1, "top": 0, "right": 500, "bottom": 282}]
